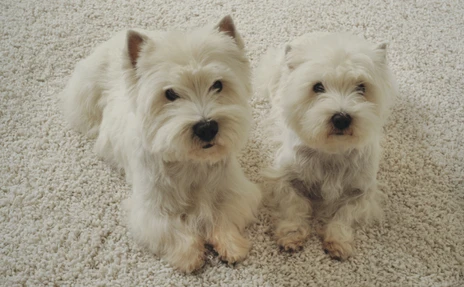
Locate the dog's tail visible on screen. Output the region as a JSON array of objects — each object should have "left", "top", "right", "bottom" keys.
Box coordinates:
[
  {"left": 60, "top": 51, "right": 108, "bottom": 138},
  {"left": 254, "top": 47, "right": 283, "bottom": 101},
  {"left": 253, "top": 46, "right": 287, "bottom": 148}
]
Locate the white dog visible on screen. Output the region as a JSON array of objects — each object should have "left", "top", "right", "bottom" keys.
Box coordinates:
[
  {"left": 256, "top": 32, "right": 396, "bottom": 260},
  {"left": 62, "top": 16, "right": 261, "bottom": 273}
]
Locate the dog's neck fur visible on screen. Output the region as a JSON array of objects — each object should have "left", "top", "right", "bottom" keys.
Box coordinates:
[
  {"left": 282, "top": 136, "right": 379, "bottom": 204},
  {"left": 133, "top": 150, "right": 231, "bottom": 216}
]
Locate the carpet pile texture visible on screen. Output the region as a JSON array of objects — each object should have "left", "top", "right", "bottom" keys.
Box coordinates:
[{"left": 1, "top": 0, "right": 463, "bottom": 286}]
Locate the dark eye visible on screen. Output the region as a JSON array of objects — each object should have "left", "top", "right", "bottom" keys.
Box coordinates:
[
  {"left": 165, "top": 88, "right": 179, "bottom": 101},
  {"left": 356, "top": 83, "right": 366, "bottom": 94},
  {"left": 211, "top": 80, "right": 223, "bottom": 93},
  {"left": 313, "top": 82, "right": 325, "bottom": 93}
]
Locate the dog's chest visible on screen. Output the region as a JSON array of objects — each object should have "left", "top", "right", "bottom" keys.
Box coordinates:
[
  {"left": 162, "top": 161, "right": 226, "bottom": 208},
  {"left": 291, "top": 149, "right": 366, "bottom": 201},
  {"left": 166, "top": 161, "right": 224, "bottom": 187}
]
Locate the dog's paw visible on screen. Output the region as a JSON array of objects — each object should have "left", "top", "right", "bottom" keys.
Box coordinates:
[
  {"left": 168, "top": 245, "right": 206, "bottom": 274},
  {"left": 323, "top": 240, "right": 353, "bottom": 261},
  {"left": 276, "top": 230, "right": 307, "bottom": 252},
  {"left": 212, "top": 233, "right": 251, "bottom": 265},
  {"left": 174, "top": 252, "right": 205, "bottom": 274},
  {"left": 275, "top": 224, "right": 309, "bottom": 252}
]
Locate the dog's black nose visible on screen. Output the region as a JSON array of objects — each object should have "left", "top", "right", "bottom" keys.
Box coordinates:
[
  {"left": 331, "top": 113, "right": 352, "bottom": 130},
  {"left": 193, "top": 120, "right": 219, "bottom": 142}
]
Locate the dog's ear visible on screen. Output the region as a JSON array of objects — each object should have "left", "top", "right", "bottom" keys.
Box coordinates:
[
  {"left": 285, "top": 44, "right": 297, "bottom": 70},
  {"left": 285, "top": 44, "right": 292, "bottom": 55},
  {"left": 217, "top": 15, "right": 245, "bottom": 49},
  {"left": 375, "top": 42, "right": 388, "bottom": 62},
  {"left": 127, "top": 30, "right": 149, "bottom": 68}
]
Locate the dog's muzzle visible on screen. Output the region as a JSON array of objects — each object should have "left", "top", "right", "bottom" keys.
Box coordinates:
[
  {"left": 331, "top": 113, "right": 352, "bottom": 131},
  {"left": 193, "top": 120, "right": 218, "bottom": 145}
]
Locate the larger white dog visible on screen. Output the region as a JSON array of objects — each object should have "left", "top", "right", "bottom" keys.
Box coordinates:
[
  {"left": 256, "top": 33, "right": 396, "bottom": 260},
  {"left": 62, "top": 16, "right": 261, "bottom": 273}
]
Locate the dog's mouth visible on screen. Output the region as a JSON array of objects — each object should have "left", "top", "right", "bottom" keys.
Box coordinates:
[
  {"left": 330, "top": 129, "right": 353, "bottom": 136},
  {"left": 202, "top": 143, "right": 214, "bottom": 149}
]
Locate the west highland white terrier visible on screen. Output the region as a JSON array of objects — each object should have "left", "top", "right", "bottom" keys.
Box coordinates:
[
  {"left": 62, "top": 16, "right": 261, "bottom": 273},
  {"left": 256, "top": 32, "right": 396, "bottom": 260}
]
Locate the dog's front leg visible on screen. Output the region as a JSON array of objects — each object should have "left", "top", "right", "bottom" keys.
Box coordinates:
[
  {"left": 127, "top": 195, "right": 206, "bottom": 273},
  {"left": 160, "top": 221, "right": 206, "bottom": 273},
  {"left": 322, "top": 190, "right": 381, "bottom": 261},
  {"left": 271, "top": 179, "right": 312, "bottom": 252},
  {"left": 209, "top": 176, "right": 261, "bottom": 265},
  {"left": 210, "top": 221, "right": 251, "bottom": 265},
  {"left": 322, "top": 182, "right": 385, "bottom": 261},
  {"left": 322, "top": 213, "right": 355, "bottom": 261}
]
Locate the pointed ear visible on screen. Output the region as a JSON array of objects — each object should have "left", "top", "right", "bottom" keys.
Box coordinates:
[
  {"left": 216, "top": 15, "right": 244, "bottom": 49},
  {"left": 285, "top": 44, "right": 296, "bottom": 70},
  {"left": 127, "top": 30, "right": 148, "bottom": 68},
  {"left": 285, "top": 44, "right": 292, "bottom": 55},
  {"left": 375, "top": 42, "right": 388, "bottom": 62}
]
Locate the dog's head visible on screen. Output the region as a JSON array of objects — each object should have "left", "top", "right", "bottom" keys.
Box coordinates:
[
  {"left": 124, "top": 16, "right": 251, "bottom": 163},
  {"left": 281, "top": 33, "right": 396, "bottom": 153}
]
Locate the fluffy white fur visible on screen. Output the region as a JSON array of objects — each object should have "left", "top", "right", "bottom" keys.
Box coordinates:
[
  {"left": 62, "top": 16, "right": 261, "bottom": 273},
  {"left": 256, "top": 32, "right": 396, "bottom": 260}
]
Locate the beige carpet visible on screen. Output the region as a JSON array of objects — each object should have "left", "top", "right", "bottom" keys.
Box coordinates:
[{"left": 1, "top": 0, "right": 463, "bottom": 286}]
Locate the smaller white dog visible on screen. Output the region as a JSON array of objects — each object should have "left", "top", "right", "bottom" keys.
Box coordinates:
[
  {"left": 62, "top": 16, "right": 261, "bottom": 273},
  {"left": 256, "top": 32, "right": 396, "bottom": 260}
]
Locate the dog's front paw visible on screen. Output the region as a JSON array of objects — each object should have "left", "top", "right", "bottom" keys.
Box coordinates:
[
  {"left": 212, "top": 233, "right": 251, "bottom": 265},
  {"left": 275, "top": 223, "right": 310, "bottom": 252},
  {"left": 323, "top": 240, "right": 353, "bottom": 261},
  {"left": 167, "top": 245, "right": 206, "bottom": 274},
  {"left": 173, "top": 252, "right": 205, "bottom": 274}
]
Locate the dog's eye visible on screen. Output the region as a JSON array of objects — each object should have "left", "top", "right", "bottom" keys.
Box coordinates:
[
  {"left": 165, "top": 89, "right": 179, "bottom": 101},
  {"left": 211, "top": 80, "right": 223, "bottom": 93},
  {"left": 356, "top": 83, "right": 366, "bottom": 94},
  {"left": 313, "top": 82, "right": 325, "bottom": 93}
]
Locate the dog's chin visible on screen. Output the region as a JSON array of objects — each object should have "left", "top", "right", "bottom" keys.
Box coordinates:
[
  {"left": 188, "top": 143, "right": 230, "bottom": 163},
  {"left": 329, "top": 128, "right": 353, "bottom": 137},
  {"left": 302, "top": 128, "right": 369, "bottom": 154}
]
